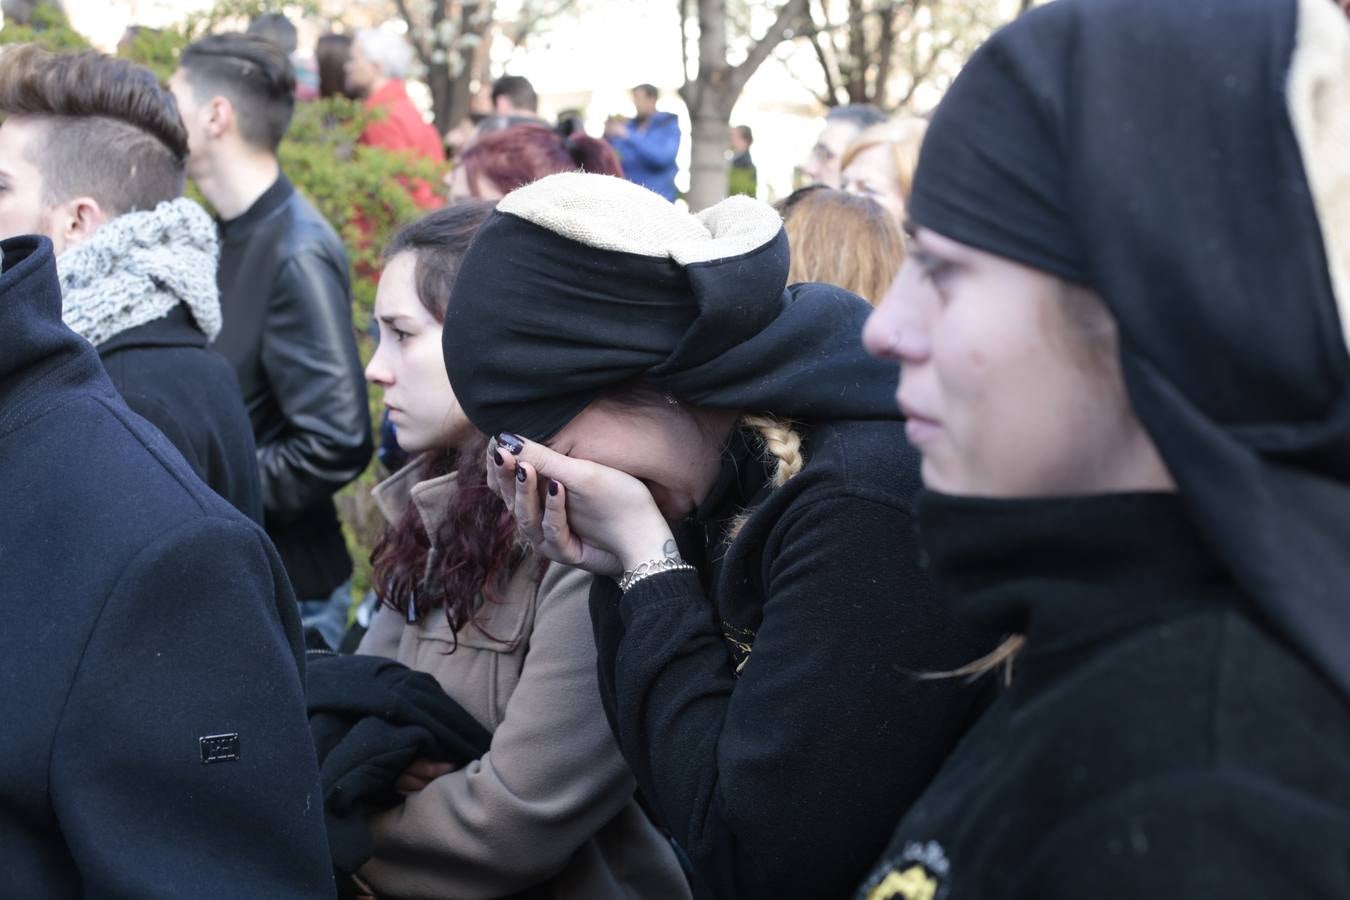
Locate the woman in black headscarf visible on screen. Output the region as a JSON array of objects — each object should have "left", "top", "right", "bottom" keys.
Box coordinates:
[
  {"left": 440, "top": 173, "right": 996, "bottom": 899},
  {"left": 854, "top": 0, "right": 1350, "bottom": 897}
]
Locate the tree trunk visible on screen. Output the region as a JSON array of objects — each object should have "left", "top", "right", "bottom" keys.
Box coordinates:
[
  {"left": 683, "top": 0, "right": 806, "bottom": 209},
  {"left": 445, "top": 65, "right": 475, "bottom": 132},
  {"left": 686, "top": 105, "right": 734, "bottom": 211},
  {"left": 427, "top": 64, "right": 454, "bottom": 134}
]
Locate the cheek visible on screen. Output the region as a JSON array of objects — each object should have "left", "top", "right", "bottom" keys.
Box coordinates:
[{"left": 0, "top": 189, "right": 43, "bottom": 237}]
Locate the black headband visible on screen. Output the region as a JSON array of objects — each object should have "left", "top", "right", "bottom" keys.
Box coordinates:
[{"left": 443, "top": 191, "right": 898, "bottom": 442}]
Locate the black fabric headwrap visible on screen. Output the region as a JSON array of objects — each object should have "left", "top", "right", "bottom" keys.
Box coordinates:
[
  {"left": 911, "top": 0, "right": 1350, "bottom": 699},
  {"left": 443, "top": 201, "right": 899, "bottom": 441}
]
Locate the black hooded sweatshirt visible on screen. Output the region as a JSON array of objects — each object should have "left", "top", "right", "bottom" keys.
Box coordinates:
[
  {"left": 856, "top": 0, "right": 1350, "bottom": 894},
  {"left": 590, "top": 422, "right": 996, "bottom": 900},
  {"left": 855, "top": 493, "right": 1350, "bottom": 900}
]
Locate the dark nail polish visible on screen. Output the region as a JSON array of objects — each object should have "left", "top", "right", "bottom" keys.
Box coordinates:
[
  {"left": 492, "top": 449, "right": 503, "bottom": 466},
  {"left": 548, "top": 479, "right": 559, "bottom": 496},
  {"left": 497, "top": 433, "right": 524, "bottom": 454},
  {"left": 516, "top": 465, "right": 528, "bottom": 483}
]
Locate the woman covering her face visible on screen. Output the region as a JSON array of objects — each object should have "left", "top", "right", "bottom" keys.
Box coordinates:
[
  {"left": 441, "top": 174, "right": 997, "bottom": 899},
  {"left": 857, "top": 0, "right": 1350, "bottom": 897},
  {"left": 352, "top": 201, "right": 691, "bottom": 900}
]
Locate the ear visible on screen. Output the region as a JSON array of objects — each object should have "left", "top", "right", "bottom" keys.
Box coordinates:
[
  {"left": 206, "top": 95, "right": 235, "bottom": 140},
  {"left": 56, "top": 197, "right": 107, "bottom": 250}
]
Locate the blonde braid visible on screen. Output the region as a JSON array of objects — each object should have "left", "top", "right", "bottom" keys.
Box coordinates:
[
  {"left": 724, "top": 414, "right": 805, "bottom": 541},
  {"left": 741, "top": 414, "right": 804, "bottom": 487}
]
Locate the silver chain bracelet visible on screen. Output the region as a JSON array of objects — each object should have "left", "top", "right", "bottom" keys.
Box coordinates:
[{"left": 617, "top": 557, "right": 697, "bottom": 592}]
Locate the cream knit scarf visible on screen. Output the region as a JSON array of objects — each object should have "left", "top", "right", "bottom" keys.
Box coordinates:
[{"left": 58, "top": 197, "right": 221, "bottom": 348}]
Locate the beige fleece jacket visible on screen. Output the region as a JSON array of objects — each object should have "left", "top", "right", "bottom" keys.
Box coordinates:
[{"left": 355, "top": 459, "right": 691, "bottom": 900}]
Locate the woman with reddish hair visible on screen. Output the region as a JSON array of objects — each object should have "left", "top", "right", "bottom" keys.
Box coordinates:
[
  {"left": 351, "top": 200, "right": 690, "bottom": 900},
  {"left": 448, "top": 123, "right": 622, "bottom": 200}
]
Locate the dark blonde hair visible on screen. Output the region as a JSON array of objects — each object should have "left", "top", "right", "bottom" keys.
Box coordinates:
[
  {"left": 839, "top": 117, "right": 928, "bottom": 203},
  {"left": 724, "top": 415, "right": 805, "bottom": 541},
  {"left": 782, "top": 188, "right": 904, "bottom": 306}
]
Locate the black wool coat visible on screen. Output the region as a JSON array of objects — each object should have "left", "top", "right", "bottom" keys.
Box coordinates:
[
  {"left": 0, "top": 236, "right": 335, "bottom": 899},
  {"left": 97, "top": 304, "right": 263, "bottom": 523},
  {"left": 590, "top": 420, "right": 996, "bottom": 900}
]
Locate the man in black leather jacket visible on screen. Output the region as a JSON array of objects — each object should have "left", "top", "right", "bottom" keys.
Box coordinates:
[{"left": 170, "top": 34, "right": 373, "bottom": 649}]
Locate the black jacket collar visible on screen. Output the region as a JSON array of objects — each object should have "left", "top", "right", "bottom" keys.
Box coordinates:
[
  {"left": 916, "top": 490, "right": 1237, "bottom": 692},
  {"left": 0, "top": 236, "right": 107, "bottom": 434},
  {"left": 218, "top": 173, "right": 294, "bottom": 242},
  {"left": 693, "top": 425, "right": 770, "bottom": 527},
  {"left": 98, "top": 304, "right": 208, "bottom": 356}
]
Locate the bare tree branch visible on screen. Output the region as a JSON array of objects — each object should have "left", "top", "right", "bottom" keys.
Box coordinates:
[
  {"left": 392, "top": 0, "right": 436, "bottom": 67},
  {"left": 727, "top": 0, "right": 810, "bottom": 96},
  {"left": 872, "top": 2, "right": 899, "bottom": 107},
  {"left": 895, "top": 26, "right": 957, "bottom": 107},
  {"left": 507, "top": 0, "right": 577, "bottom": 44},
  {"left": 796, "top": 0, "right": 912, "bottom": 39},
  {"left": 807, "top": 0, "right": 840, "bottom": 105}
]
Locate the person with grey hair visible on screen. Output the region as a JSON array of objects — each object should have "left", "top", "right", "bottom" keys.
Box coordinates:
[
  {"left": 800, "top": 103, "right": 887, "bottom": 188},
  {"left": 345, "top": 26, "right": 444, "bottom": 189}
]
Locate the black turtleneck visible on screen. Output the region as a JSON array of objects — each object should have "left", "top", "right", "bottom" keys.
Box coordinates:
[
  {"left": 856, "top": 492, "right": 1350, "bottom": 900},
  {"left": 210, "top": 170, "right": 372, "bottom": 600},
  {"left": 587, "top": 417, "right": 996, "bottom": 900}
]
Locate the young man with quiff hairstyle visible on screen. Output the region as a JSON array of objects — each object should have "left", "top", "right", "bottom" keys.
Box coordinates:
[
  {"left": 170, "top": 34, "right": 373, "bottom": 650},
  {"left": 0, "top": 44, "right": 262, "bottom": 519}
]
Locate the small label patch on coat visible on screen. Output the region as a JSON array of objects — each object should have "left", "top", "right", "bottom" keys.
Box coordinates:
[{"left": 199, "top": 733, "right": 241, "bottom": 764}]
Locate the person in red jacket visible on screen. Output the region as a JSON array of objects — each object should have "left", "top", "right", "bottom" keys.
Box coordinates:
[{"left": 346, "top": 28, "right": 444, "bottom": 209}]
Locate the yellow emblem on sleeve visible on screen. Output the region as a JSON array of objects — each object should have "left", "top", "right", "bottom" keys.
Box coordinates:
[{"left": 865, "top": 864, "right": 939, "bottom": 900}]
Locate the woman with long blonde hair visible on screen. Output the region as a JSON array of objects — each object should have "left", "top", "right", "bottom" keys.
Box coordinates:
[{"left": 840, "top": 116, "right": 927, "bottom": 228}]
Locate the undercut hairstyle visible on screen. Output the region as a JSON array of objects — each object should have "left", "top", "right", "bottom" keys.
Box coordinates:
[
  {"left": 491, "top": 75, "right": 537, "bottom": 112},
  {"left": 180, "top": 33, "right": 295, "bottom": 151},
  {"left": 0, "top": 45, "right": 188, "bottom": 216}
]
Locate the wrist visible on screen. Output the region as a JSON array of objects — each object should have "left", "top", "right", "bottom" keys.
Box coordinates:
[{"left": 617, "top": 532, "right": 681, "bottom": 574}]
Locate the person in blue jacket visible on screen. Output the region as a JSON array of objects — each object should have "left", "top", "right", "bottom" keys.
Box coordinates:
[{"left": 605, "top": 83, "right": 680, "bottom": 201}]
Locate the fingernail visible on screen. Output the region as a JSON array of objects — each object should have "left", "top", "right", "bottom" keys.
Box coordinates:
[
  {"left": 492, "top": 449, "right": 503, "bottom": 466},
  {"left": 548, "top": 479, "right": 559, "bottom": 496},
  {"left": 516, "top": 465, "right": 528, "bottom": 483},
  {"left": 497, "top": 433, "right": 524, "bottom": 454}
]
